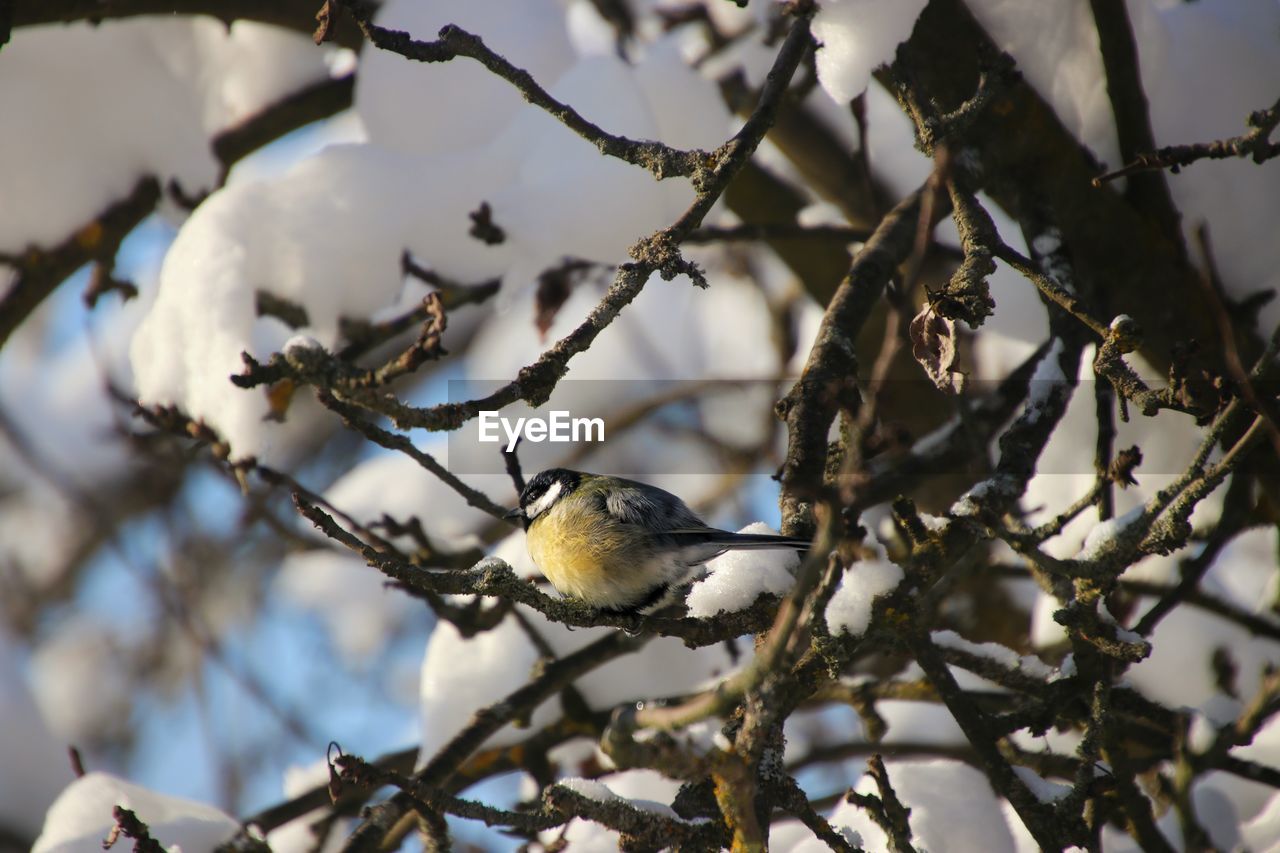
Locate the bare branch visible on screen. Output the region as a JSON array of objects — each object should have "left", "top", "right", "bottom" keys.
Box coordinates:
[
  {"left": 1094, "top": 96, "right": 1280, "bottom": 185},
  {"left": 0, "top": 175, "right": 160, "bottom": 351},
  {"left": 332, "top": 3, "right": 708, "bottom": 183}
]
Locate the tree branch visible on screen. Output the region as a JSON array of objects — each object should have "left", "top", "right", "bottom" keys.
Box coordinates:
[
  {"left": 0, "top": 175, "right": 160, "bottom": 351},
  {"left": 1094, "top": 96, "right": 1280, "bottom": 184},
  {"left": 1087, "top": 0, "right": 1184, "bottom": 252},
  {"left": 9, "top": 0, "right": 368, "bottom": 49}
]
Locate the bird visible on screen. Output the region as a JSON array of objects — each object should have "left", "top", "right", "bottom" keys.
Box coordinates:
[{"left": 505, "top": 468, "right": 809, "bottom": 614}]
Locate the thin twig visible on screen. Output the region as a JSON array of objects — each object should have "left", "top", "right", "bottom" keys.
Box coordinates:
[
  {"left": 334, "top": 5, "right": 708, "bottom": 182},
  {"left": 1093, "top": 96, "right": 1280, "bottom": 184}
]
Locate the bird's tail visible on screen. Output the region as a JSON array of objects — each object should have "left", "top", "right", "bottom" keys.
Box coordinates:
[
  {"left": 710, "top": 532, "right": 810, "bottom": 550},
  {"left": 668, "top": 529, "right": 810, "bottom": 565}
]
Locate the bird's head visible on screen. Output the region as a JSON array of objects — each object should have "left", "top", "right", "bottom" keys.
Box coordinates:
[{"left": 505, "top": 468, "right": 584, "bottom": 528}]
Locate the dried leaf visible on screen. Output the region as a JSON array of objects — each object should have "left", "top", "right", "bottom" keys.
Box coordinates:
[
  {"left": 265, "top": 378, "right": 297, "bottom": 422},
  {"left": 468, "top": 201, "right": 506, "bottom": 245},
  {"left": 535, "top": 267, "right": 573, "bottom": 341},
  {"left": 533, "top": 260, "right": 595, "bottom": 340},
  {"left": 1109, "top": 446, "right": 1143, "bottom": 488},
  {"left": 909, "top": 305, "right": 967, "bottom": 394}
]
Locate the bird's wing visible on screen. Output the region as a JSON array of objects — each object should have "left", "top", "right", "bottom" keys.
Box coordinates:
[{"left": 602, "top": 481, "right": 706, "bottom": 531}]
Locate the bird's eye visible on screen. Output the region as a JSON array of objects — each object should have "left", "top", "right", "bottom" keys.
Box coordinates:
[{"left": 524, "top": 479, "right": 563, "bottom": 519}]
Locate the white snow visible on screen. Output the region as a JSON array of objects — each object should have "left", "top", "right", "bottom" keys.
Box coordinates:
[
  {"left": 416, "top": 601, "right": 739, "bottom": 767},
  {"left": 1029, "top": 230, "right": 1062, "bottom": 258},
  {"left": 1241, "top": 789, "right": 1280, "bottom": 853},
  {"left": 931, "top": 630, "right": 1055, "bottom": 681},
  {"left": 283, "top": 334, "right": 324, "bottom": 356},
  {"left": 555, "top": 775, "right": 682, "bottom": 819},
  {"left": 1098, "top": 603, "right": 1145, "bottom": 645},
  {"left": 129, "top": 142, "right": 514, "bottom": 460},
  {"left": 1097, "top": 777, "right": 1242, "bottom": 851},
  {"left": 355, "top": 0, "right": 575, "bottom": 156},
  {"left": 490, "top": 56, "right": 685, "bottom": 268},
  {"left": 824, "top": 558, "right": 904, "bottom": 637},
  {"left": 8, "top": 2, "right": 1280, "bottom": 850},
  {"left": 965, "top": 0, "right": 1280, "bottom": 330},
  {"left": 540, "top": 769, "right": 688, "bottom": 850},
  {"left": 0, "top": 19, "right": 329, "bottom": 253},
  {"left": 881, "top": 700, "right": 967, "bottom": 748},
  {"left": 556, "top": 777, "right": 619, "bottom": 804},
  {"left": 1234, "top": 716, "right": 1280, "bottom": 828},
  {"left": 33, "top": 772, "right": 238, "bottom": 853},
  {"left": 712, "top": 729, "right": 733, "bottom": 753},
  {"left": 812, "top": 0, "right": 930, "bottom": 104},
  {"left": 1030, "top": 591, "right": 1069, "bottom": 648},
  {"left": 827, "top": 759, "right": 1017, "bottom": 853},
  {"left": 1012, "top": 766, "right": 1072, "bottom": 803},
  {"left": 796, "top": 201, "right": 850, "bottom": 228},
  {"left": 1187, "top": 711, "right": 1219, "bottom": 755},
  {"left": 1128, "top": 594, "right": 1280, "bottom": 717},
  {"left": 917, "top": 512, "right": 949, "bottom": 533},
  {"left": 685, "top": 523, "right": 799, "bottom": 617},
  {"left": 488, "top": 529, "right": 542, "bottom": 581},
  {"left": 0, "top": 253, "right": 163, "bottom": 588},
  {"left": 1077, "top": 505, "right": 1145, "bottom": 561},
  {"left": 1024, "top": 338, "right": 1068, "bottom": 421},
  {"left": 129, "top": 11, "right": 732, "bottom": 461},
  {"left": 266, "top": 760, "right": 350, "bottom": 853},
  {"left": 950, "top": 476, "right": 1003, "bottom": 518},
  {"left": 418, "top": 614, "right": 565, "bottom": 765}
]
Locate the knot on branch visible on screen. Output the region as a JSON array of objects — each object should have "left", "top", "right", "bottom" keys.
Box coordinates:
[
  {"left": 1106, "top": 314, "right": 1144, "bottom": 354},
  {"left": 894, "top": 46, "right": 1015, "bottom": 154},
  {"left": 329, "top": 748, "right": 383, "bottom": 797},
  {"left": 629, "top": 236, "right": 707, "bottom": 287},
  {"left": 1138, "top": 512, "right": 1195, "bottom": 557},
  {"left": 933, "top": 251, "right": 996, "bottom": 326},
  {"left": 1054, "top": 603, "right": 1151, "bottom": 662},
  {"left": 1094, "top": 317, "right": 1226, "bottom": 420},
  {"left": 515, "top": 359, "right": 569, "bottom": 408},
  {"left": 935, "top": 184, "right": 998, "bottom": 327},
  {"left": 682, "top": 150, "right": 718, "bottom": 193},
  {"left": 473, "top": 556, "right": 518, "bottom": 591}
]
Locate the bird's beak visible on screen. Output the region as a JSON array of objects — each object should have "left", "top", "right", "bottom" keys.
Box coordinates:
[{"left": 504, "top": 507, "right": 524, "bottom": 523}]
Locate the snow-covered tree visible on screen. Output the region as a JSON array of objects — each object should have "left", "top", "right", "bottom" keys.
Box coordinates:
[{"left": 2, "top": 0, "right": 1279, "bottom": 850}]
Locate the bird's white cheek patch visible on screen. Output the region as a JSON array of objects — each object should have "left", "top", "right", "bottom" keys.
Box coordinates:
[{"left": 526, "top": 480, "right": 563, "bottom": 520}]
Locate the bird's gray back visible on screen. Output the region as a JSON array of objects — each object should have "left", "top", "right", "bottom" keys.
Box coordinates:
[{"left": 601, "top": 478, "right": 706, "bottom": 533}]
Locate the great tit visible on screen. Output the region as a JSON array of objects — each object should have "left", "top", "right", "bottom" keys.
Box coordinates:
[{"left": 506, "top": 468, "right": 809, "bottom": 614}]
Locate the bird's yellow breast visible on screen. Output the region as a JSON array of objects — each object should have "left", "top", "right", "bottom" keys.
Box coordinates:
[
  {"left": 525, "top": 496, "right": 657, "bottom": 610},
  {"left": 526, "top": 501, "right": 610, "bottom": 599}
]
